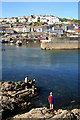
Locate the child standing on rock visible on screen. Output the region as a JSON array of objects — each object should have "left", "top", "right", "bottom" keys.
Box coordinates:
[
  {"left": 32, "top": 78, "right": 36, "bottom": 94},
  {"left": 25, "top": 76, "right": 28, "bottom": 89},
  {"left": 48, "top": 92, "right": 54, "bottom": 110}
]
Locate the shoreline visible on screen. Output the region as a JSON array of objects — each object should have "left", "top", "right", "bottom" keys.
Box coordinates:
[
  {"left": 1, "top": 37, "right": 80, "bottom": 50},
  {"left": 12, "top": 107, "right": 80, "bottom": 119}
]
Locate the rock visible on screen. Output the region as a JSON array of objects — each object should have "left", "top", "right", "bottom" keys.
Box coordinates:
[
  {"left": 15, "top": 83, "right": 21, "bottom": 90},
  {"left": 71, "top": 109, "right": 80, "bottom": 119},
  {"left": 41, "top": 107, "right": 47, "bottom": 114},
  {"left": 21, "top": 82, "right": 25, "bottom": 89},
  {"left": 1, "top": 81, "right": 4, "bottom": 84},
  {"left": 8, "top": 81, "right": 12, "bottom": 84},
  {"left": 57, "top": 109, "right": 63, "bottom": 114},
  {"left": 13, "top": 108, "right": 80, "bottom": 119},
  {"left": 2, "top": 96, "right": 7, "bottom": 101},
  {"left": 8, "top": 91, "right": 12, "bottom": 95},
  {"left": 2, "top": 80, "right": 40, "bottom": 119},
  {"left": 71, "top": 109, "right": 80, "bottom": 115},
  {"left": 53, "top": 110, "right": 68, "bottom": 119}
]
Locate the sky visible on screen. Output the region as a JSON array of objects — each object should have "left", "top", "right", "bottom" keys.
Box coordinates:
[{"left": 1, "top": 2, "right": 78, "bottom": 19}]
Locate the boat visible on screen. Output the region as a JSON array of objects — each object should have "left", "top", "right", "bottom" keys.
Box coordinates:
[
  {"left": 26, "top": 41, "right": 29, "bottom": 43},
  {"left": 0, "top": 39, "right": 5, "bottom": 43},
  {"left": 10, "top": 40, "right": 14, "bottom": 43},
  {"left": 0, "top": 39, "right": 9, "bottom": 43},
  {"left": 16, "top": 40, "right": 22, "bottom": 46},
  {"left": 5, "top": 39, "right": 8, "bottom": 43}
]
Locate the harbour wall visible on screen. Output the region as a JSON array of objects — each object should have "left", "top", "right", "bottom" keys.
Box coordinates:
[{"left": 41, "top": 41, "right": 80, "bottom": 50}]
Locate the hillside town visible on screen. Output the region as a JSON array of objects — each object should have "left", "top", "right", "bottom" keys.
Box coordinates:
[{"left": 0, "top": 15, "right": 80, "bottom": 43}]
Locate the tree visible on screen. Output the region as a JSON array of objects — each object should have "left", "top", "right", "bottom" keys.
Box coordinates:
[
  {"left": 38, "top": 17, "right": 40, "bottom": 22},
  {"left": 34, "top": 22, "right": 39, "bottom": 26},
  {"left": 52, "top": 24, "right": 56, "bottom": 27},
  {"left": 59, "top": 18, "right": 64, "bottom": 22},
  {"left": 25, "top": 18, "right": 28, "bottom": 22},
  {"left": 17, "top": 19, "right": 19, "bottom": 23},
  {"left": 1, "top": 32, "right": 5, "bottom": 36},
  {"left": 71, "top": 19, "right": 80, "bottom": 23},
  {"left": 47, "top": 19, "right": 49, "bottom": 22},
  {"left": 5, "top": 22, "right": 9, "bottom": 24},
  {"left": 63, "top": 18, "right": 68, "bottom": 22},
  {"left": 41, "top": 22, "right": 44, "bottom": 25},
  {"left": 29, "top": 23, "right": 32, "bottom": 26},
  {"left": 16, "top": 17, "right": 19, "bottom": 23},
  {"left": 31, "top": 15, "right": 35, "bottom": 18}
]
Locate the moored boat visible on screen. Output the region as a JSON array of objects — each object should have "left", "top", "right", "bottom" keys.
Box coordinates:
[
  {"left": 0, "top": 39, "right": 8, "bottom": 43},
  {"left": 10, "top": 40, "right": 14, "bottom": 43},
  {"left": 0, "top": 39, "right": 5, "bottom": 43},
  {"left": 5, "top": 39, "right": 8, "bottom": 43},
  {"left": 16, "top": 40, "right": 22, "bottom": 46}
]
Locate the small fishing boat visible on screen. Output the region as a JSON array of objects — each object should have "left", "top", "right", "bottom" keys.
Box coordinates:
[
  {"left": 5, "top": 39, "right": 8, "bottom": 43},
  {"left": 16, "top": 40, "right": 22, "bottom": 46},
  {"left": 0, "top": 39, "right": 5, "bottom": 43},
  {"left": 10, "top": 40, "right": 14, "bottom": 43},
  {"left": 26, "top": 41, "right": 29, "bottom": 44}
]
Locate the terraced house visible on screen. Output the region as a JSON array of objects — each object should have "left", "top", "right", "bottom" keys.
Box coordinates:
[{"left": 39, "top": 15, "right": 60, "bottom": 24}]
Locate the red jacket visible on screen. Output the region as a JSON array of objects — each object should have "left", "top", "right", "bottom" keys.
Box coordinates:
[{"left": 48, "top": 95, "right": 54, "bottom": 103}]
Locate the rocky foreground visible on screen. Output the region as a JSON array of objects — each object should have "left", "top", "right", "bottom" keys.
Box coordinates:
[
  {"left": 1, "top": 80, "right": 40, "bottom": 119},
  {"left": 1, "top": 81, "right": 80, "bottom": 120},
  {"left": 13, "top": 107, "right": 80, "bottom": 119}
]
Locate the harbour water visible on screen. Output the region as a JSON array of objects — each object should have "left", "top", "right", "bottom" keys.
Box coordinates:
[{"left": 1, "top": 42, "right": 79, "bottom": 109}]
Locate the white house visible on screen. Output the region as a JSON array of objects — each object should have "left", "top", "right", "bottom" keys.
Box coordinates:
[
  {"left": 5, "top": 18, "right": 17, "bottom": 23},
  {"left": 3, "top": 18, "right": 7, "bottom": 21},
  {"left": 0, "top": 18, "right": 3, "bottom": 23},
  {"left": 74, "top": 24, "right": 78, "bottom": 29},
  {"left": 28, "top": 16, "right": 38, "bottom": 23},
  {"left": 19, "top": 18, "right": 26, "bottom": 23},
  {"left": 67, "top": 29, "right": 75, "bottom": 33},
  {"left": 40, "top": 17, "right": 47, "bottom": 23},
  {"left": 52, "top": 27, "right": 64, "bottom": 34},
  {"left": 33, "top": 26, "right": 43, "bottom": 32},
  {"left": 48, "top": 17, "right": 60, "bottom": 24},
  {"left": 22, "top": 27, "right": 27, "bottom": 32},
  {"left": 40, "top": 15, "right": 47, "bottom": 23},
  {"left": 39, "top": 15, "right": 60, "bottom": 24},
  {"left": 0, "top": 18, "right": 17, "bottom": 23}
]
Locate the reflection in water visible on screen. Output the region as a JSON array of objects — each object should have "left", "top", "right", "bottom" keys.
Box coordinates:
[
  {"left": 26, "top": 41, "right": 40, "bottom": 48},
  {"left": 2, "top": 43, "right": 79, "bottom": 109}
]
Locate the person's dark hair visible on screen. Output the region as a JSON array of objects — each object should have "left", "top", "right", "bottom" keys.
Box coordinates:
[
  {"left": 46, "top": 37, "right": 48, "bottom": 40},
  {"left": 26, "top": 76, "right": 28, "bottom": 77}
]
